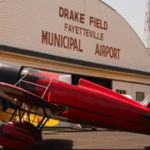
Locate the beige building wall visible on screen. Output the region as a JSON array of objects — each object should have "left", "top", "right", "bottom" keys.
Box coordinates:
[
  {"left": 112, "top": 81, "right": 133, "bottom": 98},
  {"left": 132, "top": 84, "right": 150, "bottom": 102},
  {"left": 112, "top": 80, "right": 150, "bottom": 101},
  {"left": 1, "top": 51, "right": 150, "bottom": 84},
  {"left": 0, "top": 0, "right": 150, "bottom": 103},
  {"left": 0, "top": 0, "right": 149, "bottom": 73}
]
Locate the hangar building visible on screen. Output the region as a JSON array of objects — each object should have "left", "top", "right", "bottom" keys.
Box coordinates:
[{"left": 0, "top": 0, "right": 150, "bottom": 102}]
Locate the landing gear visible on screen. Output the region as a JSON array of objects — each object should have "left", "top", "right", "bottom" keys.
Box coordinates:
[
  {"left": 0, "top": 105, "right": 50, "bottom": 150},
  {"left": 92, "top": 127, "right": 97, "bottom": 131}
]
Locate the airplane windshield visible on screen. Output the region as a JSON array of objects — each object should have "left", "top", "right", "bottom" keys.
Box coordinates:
[{"left": 16, "top": 68, "right": 52, "bottom": 97}]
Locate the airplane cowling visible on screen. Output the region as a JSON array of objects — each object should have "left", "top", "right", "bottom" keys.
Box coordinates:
[
  {"left": 0, "top": 121, "right": 42, "bottom": 149},
  {"left": 0, "top": 62, "right": 22, "bottom": 85}
]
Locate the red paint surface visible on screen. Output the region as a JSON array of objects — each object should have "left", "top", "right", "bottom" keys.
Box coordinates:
[
  {"left": 38, "top": 70, "right": 59, "bottom": 80},
  {"left": 0, "top": 121, "right": 42, "bottom": 149},
  {"left": 37, "top": 77, "right": 150, "bottom": 135},
  {"left": 1, "top": 69, "right": 150, "bottom": 149}
]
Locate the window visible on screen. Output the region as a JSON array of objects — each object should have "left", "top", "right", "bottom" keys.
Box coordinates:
[
  {"left": 136, "top": 92, "right": 145, "bottom": 101},
  {"left": 116, "top": 89, "right": 126, "bottom": 94}
]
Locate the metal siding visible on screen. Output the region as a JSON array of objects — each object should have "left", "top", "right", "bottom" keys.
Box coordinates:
[{"left": 0, "top": 0, "right": 149, "bottom": 73}]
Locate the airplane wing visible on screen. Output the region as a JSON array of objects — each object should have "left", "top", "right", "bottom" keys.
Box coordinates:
[
  {"left": 0, "top": 82, "right": 66, "bottom": 117},
  {"left": 0, "top": 82, "right": 68, "bottom": 149}
]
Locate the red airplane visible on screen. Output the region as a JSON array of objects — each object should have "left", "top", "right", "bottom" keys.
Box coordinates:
[{"left": 0, "top": 61, "right": 150, "bottom": 150}]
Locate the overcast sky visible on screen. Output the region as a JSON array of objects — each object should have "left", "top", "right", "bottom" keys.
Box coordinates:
[{"left": 101, "top": 0, "right": 147, "bottom": 43}]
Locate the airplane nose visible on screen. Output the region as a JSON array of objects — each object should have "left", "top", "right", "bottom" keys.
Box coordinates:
[{"left": 0, "top": 62, "right": 22, "bottom": 85}]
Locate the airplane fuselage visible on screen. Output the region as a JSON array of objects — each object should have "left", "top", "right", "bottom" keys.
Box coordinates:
[
  {"left": 1, "top": 62, "right": 150, "bottom": 136},
  {"left": 43, "top": 78, "right": 150, "bottom": 135}
]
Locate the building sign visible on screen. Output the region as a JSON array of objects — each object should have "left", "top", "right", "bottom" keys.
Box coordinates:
[
  {"left": 1, "top": 0, "right": 148, "bottom": 73},
  {"left": 41, "top": 6, "right": 120, "bottom": 60}
]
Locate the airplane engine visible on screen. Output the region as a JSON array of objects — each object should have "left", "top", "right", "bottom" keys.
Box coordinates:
[
  {"left": 0, "top": 62, "right": 58, "bottom": 123},
  {"left": 0, "top": 62, "right": 22, "bottom": 121},
  {"left": 0, "top": 62, "right": 22, "bottom": 85},
  {"left": 0, "top": 62, "right": 56, "bottom": 97},
  {"left": 1, "top": 61, "right": 150, "bottom": 143}
]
